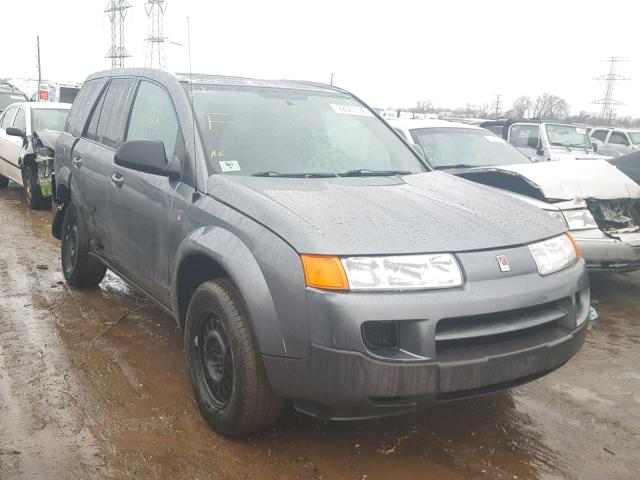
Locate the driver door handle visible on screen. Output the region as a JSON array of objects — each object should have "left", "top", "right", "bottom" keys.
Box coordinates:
[
  {"left": 72, "top": 156, "right": 82, "bottom": 169},
  {"left": 111, "top": 172, "right": 124, "bottom": 188}
]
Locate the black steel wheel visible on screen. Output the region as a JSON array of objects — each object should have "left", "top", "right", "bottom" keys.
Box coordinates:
[
  {"left": 60, "top": 202, "right": 107, "bottom": 287},
  {"left": 185, "top": 279, "right": 283, "bottom": 437},
  {"left": 200, "top": 313, "right": 234, "bottom": 408}
]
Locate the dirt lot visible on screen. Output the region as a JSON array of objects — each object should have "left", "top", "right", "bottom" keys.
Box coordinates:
[{"left": 0, "top": 183, "right": 639, "bottom": 480}]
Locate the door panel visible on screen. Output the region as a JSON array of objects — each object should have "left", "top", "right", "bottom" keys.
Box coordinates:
[
  {"left": 107, "top": 80, "right": 184, "bottom": 304},
  {"left": 0, "top": 108, "right": 22, "bottom": 183}
]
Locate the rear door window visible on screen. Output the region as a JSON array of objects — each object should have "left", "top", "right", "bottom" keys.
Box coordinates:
[
  {"left": 609, "top": 131, "right": 630, "bottom": 146},
  {"left": 95, "top": 78, "right": 138, "bottom": 149},
  {"left": 66, "top": 78, "right": 108, "bottom": 137},
  {"left": 126, "top": 80, "right": 180, "bottom": 157}
]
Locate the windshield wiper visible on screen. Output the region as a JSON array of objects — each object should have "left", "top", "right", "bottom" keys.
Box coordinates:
[
  {"left": 336, "top": 169, "right": 412, "bottom": 177},
  {"left": 252, "top": 171, "right": 337, "bottom": 178},
  {"left": 432, "top": 164, "right": 483, "bottom": 170}
]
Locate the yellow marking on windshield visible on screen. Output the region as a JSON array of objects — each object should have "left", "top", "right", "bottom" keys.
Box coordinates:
[{"left": 210, "top": 150, "right": 225, "bottom": 158}]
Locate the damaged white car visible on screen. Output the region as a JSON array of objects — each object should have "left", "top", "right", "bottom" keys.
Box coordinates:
[
  {"left": 0, "top": 102, "right": 70, "bottom": 209},
  {"left": 392, "top": 119, "right": 640, "bottom": 272}
]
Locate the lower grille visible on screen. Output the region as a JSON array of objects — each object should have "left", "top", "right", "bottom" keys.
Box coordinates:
[{"left": 435, "top": 300, "right": 569, "bottom": 355}]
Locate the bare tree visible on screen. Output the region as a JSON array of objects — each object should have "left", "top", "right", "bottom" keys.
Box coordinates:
[
  {"left": 415, "top": 100, "right": 433, "bottom": 113},
  {"left": 511, "top": 96, "right": 532, "bottom": 119},
  {"left": 531, "top": 93, "right": 569, "bottom": 120}
]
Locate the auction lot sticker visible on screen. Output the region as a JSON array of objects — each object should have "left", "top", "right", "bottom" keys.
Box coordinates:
[
  {"left": 219, "top": 160, "right": 241, "bottom": 172},
  {"left": 330, "top": 104, "right": 374, "bottom": 117}
]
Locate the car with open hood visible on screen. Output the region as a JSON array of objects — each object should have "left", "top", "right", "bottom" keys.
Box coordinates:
[
  {"left": 53, "top": 69, "right": 588, "bottom": 436},
  {"left": 0, "top": 101, "right": 70, "bottom": 208},
  {"left": 393, "top": 119, "right": 640, "bottom": 272}
]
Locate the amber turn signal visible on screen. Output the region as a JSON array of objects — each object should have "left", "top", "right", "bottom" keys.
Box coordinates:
[
  {"left": 300, "top": 255, "right": 349, "bottom": 290},
  {"left": 566, "top": 232, "right": 581, "bottom": 258}
]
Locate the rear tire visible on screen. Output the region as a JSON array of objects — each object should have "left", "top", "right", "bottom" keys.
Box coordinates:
[
  {"left": 185, "top": 279, "right": 283, "bottom": 437},
  {"left": 0, "top": 175, "right": 8, "bottom": 188},
  {"left": 61, "top": 202, "right": 107, "bottom": 287},
  {"left": 22, "top": 165, "right": 50, "bottom": 210}
]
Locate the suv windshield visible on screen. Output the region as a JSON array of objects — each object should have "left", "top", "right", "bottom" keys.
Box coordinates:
[
  {"left": 545, "top": 124, "right": 592, "bottom": 149},
  {"left": 188, "top": 85, "right": 426, "bottom": 177},
  {"left": 31, "top": 108, "right": 69, "bottom": 132},
  {"left": 0, "top": 92, "right": 28, "bottom": 112},
  {"left": 411, "top": 127, "right": 530, "bottom": 169},
  {"left": 628, "top": 132, "right": 640, "bottom": 145}
]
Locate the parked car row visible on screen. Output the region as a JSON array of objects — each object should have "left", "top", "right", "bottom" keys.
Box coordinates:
[
  {"left": 393, "top": 119, "right": 640, "bottom": 272},
  {"left": 2, "top": 68, "right": 638, "bottom": 438}
]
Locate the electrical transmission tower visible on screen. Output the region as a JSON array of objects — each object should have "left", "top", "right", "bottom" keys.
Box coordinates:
[
  {"left": 592, "top": 56, "right": 629, "bottom": 122},
  {"left": 105, "top": 0, "right": 132, "bottom": 69},
  {"left": 145, "top": 0, "right": 168, "bottom": 70}
]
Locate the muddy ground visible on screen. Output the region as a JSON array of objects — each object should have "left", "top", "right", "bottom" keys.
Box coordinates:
[{"left": 0, "top": 183, "right": 639, "bottom": 480}]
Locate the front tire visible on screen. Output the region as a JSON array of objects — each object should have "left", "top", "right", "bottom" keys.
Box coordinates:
[
  {"left": 22, "top": 165, "right": 49, "bottom": 210},
  {"left": 61, "top": 202, "right": 107, "bottom": 287},
  {"left": 185, "top": 279, "right": 283, "bottom": 437}
]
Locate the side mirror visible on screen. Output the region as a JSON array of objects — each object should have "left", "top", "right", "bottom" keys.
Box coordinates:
[
  {"left": 6, "top": 127, "right": 25, "bottom": 138},
  {"left": 410, "top": 143, "right": 427, "bottom": 161},
  {"left": 536, "top": 146, "right": 544, "bottom": 156},
  {"left": 592, "top": 143, "right": 598, "bottom": 153},
  {"left": 114, "top": 139, "right": 181, "bottom": 178}
]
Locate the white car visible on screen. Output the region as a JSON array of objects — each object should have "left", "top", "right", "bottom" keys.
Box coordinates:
[
  {"left": 589, "top": 127, "right": 640, "bottom": 155},
  {"left": 391, "top": 119, "right": 640, "bottom": 272},
  {"left": 0, "top": 102, "right": 70, "bottom": 209}
]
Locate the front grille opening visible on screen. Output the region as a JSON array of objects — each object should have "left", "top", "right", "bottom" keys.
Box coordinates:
[
  {"left": 362, "top": 321, "right": 398, "bottom": 350},
  {"left": 436, "top": 321, "right": 559, "bottom": 353},
  {"left": 435, "top": 301, "right": 566, "bottom": 354}
]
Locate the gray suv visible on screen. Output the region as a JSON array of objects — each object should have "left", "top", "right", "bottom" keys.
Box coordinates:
[{"left": 53, "top": 69, "right": 589, "bottom": 436}]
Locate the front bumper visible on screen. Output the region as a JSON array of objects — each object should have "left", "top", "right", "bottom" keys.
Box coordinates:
[
  {"left": 263, "top": 251, "right": 589, "bottom": 419},
  {"left": 573, "top": 229, "right": 640, "bottom": 271}
]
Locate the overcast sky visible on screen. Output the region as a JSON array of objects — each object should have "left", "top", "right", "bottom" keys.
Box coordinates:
[{"left": 2, "top": 0, "right": 639, "bottom": 117}]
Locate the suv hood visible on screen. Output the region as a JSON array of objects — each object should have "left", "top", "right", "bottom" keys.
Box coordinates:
[
  {"left": 455, "top": 160, "right": 640, "bottom": 202},
  {"left": 206, "top": 172, "right": 563, "bottom": 255}
]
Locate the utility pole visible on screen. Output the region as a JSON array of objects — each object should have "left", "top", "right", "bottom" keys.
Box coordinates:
[
  {"left": 330, "top": 73, "right": 334, "bottom": 86},
  {"left": 36, "top": 35, "right": 41, "bottom": 102},
  {"left": 493, "top": 94, "right": 502, "bottom": 119},
  {"left": 592, "top": 56, "right": 628, "bottom": 123}
]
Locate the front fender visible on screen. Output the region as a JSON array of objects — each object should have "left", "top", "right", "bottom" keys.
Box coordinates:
[{"left": 173, "top": 226, "right": 309, "bottom": 359}]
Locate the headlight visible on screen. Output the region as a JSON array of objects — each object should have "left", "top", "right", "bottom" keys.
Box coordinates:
[
  {"left": 528, "top": 233, "right": 579, "bottom": 276},
  {"left": 546, "top": 210, "right": 568, "bottom": 228},
  {"left": 562, "top": 209, "right": 598, "bottom": 231},
  {"left": 301, "top": 254, "right": 463, "bottom": 291}
]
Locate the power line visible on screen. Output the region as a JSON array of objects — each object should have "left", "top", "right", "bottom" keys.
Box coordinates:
[
  {"left": 592, "top": 56, "right": 629, "bottom": 122},
  {"left": 105, "top": 0, "right": 132, "bottom": 69}
]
